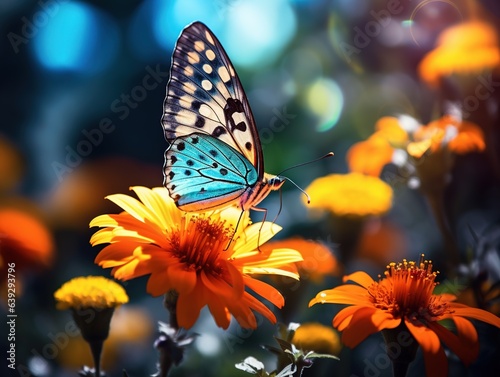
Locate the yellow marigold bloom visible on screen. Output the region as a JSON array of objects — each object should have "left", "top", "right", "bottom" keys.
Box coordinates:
[
  {"left": 54, "top": 276, "right": 128, "bottom": 310},
  {"left": 310, "top": 255, "right": 500, "bottom": 377},
  {"left": 292, "top": 322, "right": 342, "bottom": 355},
  {"left": 90, "top": 186, "right": 302, "bottom": 330},
  {"left": 418, "top": 21, "right": 500, "bottom": 86},
  {"left": 305, "top": 173, "right": 393, "bottom": 218}
]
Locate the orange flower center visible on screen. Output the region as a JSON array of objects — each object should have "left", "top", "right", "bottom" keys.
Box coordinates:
[
  {"left": 367, "top": 255, "right": 451, "bottom": 323},
  {"left": 167, "top": 215, "right": 232, "bottom": 276}
]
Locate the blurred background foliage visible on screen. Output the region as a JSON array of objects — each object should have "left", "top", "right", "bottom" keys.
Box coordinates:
[{"left": 1, "top": 0, "right": 500, "bottom": 376}]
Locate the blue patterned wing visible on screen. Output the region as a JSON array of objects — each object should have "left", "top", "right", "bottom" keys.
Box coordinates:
[
  {"left": 162, "top": 22, "right": 266, "bottom": 210},
  {"left": 162, "top": 22, "right": 263, "bottom": 171},
  {"left": 165, "top": 133, "right": 259, "bottom": 211}
]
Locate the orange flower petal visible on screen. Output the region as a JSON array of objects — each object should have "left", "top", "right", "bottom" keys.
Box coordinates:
[
  {"left": 405, "top": 319, "right": 448, "bottom": 377},
  {"left": 447, "top": 304, "right": 500, "bottom": 328},
  {"left": 243, "top": 276, "right": 284, "bottom": 308},
  {"left": 343, "top": 271, "right": 375, "bottom": 288},
  {"left": 260, "top": 237, "right": 339, "bottom": 282},
  {"left": 347, "top": 137, "right": 394, "bottom": 176},
  {"left": 341, "top": 306, "right": 389, "bottom": 348},
  {"left": 177, "top": 283, "right": 206, "bottom": 328},
  {"left": 146, "top": 271, "right": 171, "bottom": 296},
  {"left": 448, "top": 122, "right": 485, "bottom": 154},
  {"left": 207, "top": 292, "right": 232, "bottom": 329},
  {"left": 309, "top": 285, "right": 371, "bottom": 307},
  {"left": 169, "top": 263, "right": 197, "bottom": 294},
  {"left": 0, "top": 208, "right": 54, "bottom": 268},
  {"left": 241, "top": 293, "right": 276, "bottom": 327},
  {"left": 333, "top": 305, "right": 363, "bottom": 330},
  {"left": 375, "top": 117, "right": 411, "bottom": 146},
  {"left": 427, "top": 318, "right": 478, "bottom": 366}
]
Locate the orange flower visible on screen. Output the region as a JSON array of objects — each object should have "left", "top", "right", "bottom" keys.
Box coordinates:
[
  {"left": 418, "top": 21, "right": 500, "bottom": 86},
  {"left": 0, "top": 208, "right": 54, "bottom": 270},
  {"left": 309, "top": 255, "right": 500, "bottom": 377},
  {"left": 414, "top": 114, "right": 485, "bottom": 155},
  {"left": 346, "top": 137, "right": 394, "bottom": 177},
  {"left": 90, "top": 186, "right": 303, "bottom": 330},
  {"left": 261, "top": 237, "right": 340, "bottom": 283},
  {"left": 347, "top": 114, "right": 485, "bottom": 182}
]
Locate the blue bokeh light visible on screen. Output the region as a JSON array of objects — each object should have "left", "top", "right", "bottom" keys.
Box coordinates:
[
  {"left": 129, "top": 0, "right": 219, "bottom": 60},
  {"left": 33, "top": 2, "right": 119, "bottom": 74},
  {"left": 224, "top": 0, "right": 297, "bottom": 68}
]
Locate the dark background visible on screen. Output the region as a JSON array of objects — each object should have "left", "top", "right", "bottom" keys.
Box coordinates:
[{"left": 1, "top": 0, "right": 500, "bottom": 376}]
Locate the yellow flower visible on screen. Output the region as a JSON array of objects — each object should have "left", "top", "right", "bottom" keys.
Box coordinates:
[
  {"left": 310, "top": 255, "right": 500, "bottom": 377},
  {"left": 305, "top": 173, "right": 393, "bottom": 218},
  {"left": 90, "top": 186, "right": 303, "bottom": 329},
  {"left": 54, "top": 276, "right": 128, "bottom": 310},
  {"left": 418, "top": 21, "right": 500, "bottom": 86},
  {"left": 54, "top": 276, "right": 129, "bottom": 376},
  {"left": 292, "top": 322, "right": 342, "bottom": 355}
]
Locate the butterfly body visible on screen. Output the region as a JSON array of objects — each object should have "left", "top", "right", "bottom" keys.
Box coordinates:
[{"left": 162, "top": 22, "right": 284, "bottom": 212}]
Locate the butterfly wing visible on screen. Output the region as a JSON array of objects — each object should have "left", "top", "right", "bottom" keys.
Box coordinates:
[
  {"left": 164, "top": 133, "right": 258, "bottom": 211},
  {"left": 162, "top": 22, "right": 264, "bottom": 177}
]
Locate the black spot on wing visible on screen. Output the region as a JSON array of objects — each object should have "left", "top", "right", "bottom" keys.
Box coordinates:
[
  {"left": 245, "top": 142, "right": 252, "bottom": 151},
  {"left": 168, "top": 171, "right": 175, "bottom": 179},
  {"left": 191, "top": 136, "right": 199, "bottom": 144},
  {"left": 233, "top": 121, "right": 247, "bottom": 132},
  {"left": 212, "top": 126, "right": 227, "bottom": 137},
  {"left": 220, "top": 168, "right": 228, "bottom": 176},
  {"left": 186, "top": 160, "right": 194, "bottom": 166},
  {"left": 224, "top": 98, "right": 245, "bottom": 114},
  {"left": 171, "top": 155, "right": 178, "bottom": 164},
  {"left": 209, "top": 150, "right": 218, "bottom": 157},
  {"left": 195, "top": 116, "right": 205, "bottom": 128},
  {"left": 191, "top": 100, "right": 201, "bottom": 111},
  {"left": 184, "top": 170, "right": 192, "bottom": 176},
  {"left": 177, "top": 142, "right": 185, "bottom": 151}
]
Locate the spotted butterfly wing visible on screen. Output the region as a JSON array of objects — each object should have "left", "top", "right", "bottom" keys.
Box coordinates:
[{"left": 162, "top": 22, "right": 284, "bottom": 211}]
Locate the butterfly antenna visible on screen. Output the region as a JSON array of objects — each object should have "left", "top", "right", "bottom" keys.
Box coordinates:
[
  {"left": 283, "top": 177, "right": 311, "bottom": 204},
  {"left": 276, "top": 152, "right": 334, "bottom": 176}
]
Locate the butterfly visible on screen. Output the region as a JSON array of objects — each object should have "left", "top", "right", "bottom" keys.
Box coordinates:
[{"left": 161, "top": 22, "right": 286, "bottom": 213}]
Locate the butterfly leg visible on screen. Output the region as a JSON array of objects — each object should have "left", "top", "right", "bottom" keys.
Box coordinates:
[
  {"left": 224, "top": 209, "right": 246, "bottom": 251},
  {"left": 271, "top": 188, "right": 283, "bottom": 224},
  {"left": 250, "top": 206, "right": 269, "bottom": 252}
]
